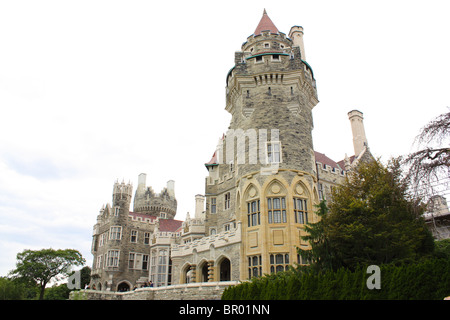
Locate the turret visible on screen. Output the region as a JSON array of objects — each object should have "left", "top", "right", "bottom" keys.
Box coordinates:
[
  {"left": 288, "top": 26, "right": 306, "bottom": 60},
  {"left": 348, "top": 110, "right": 368, "bottom": 157},
  {"left": 112, "top": 180, "right": 133, "bottom": 214},
  {"left": 223, "top": 9, "right": 318, "bottom": 178},
  {"left": 132, "top": 173, "right": 177, "bottom": 219}
]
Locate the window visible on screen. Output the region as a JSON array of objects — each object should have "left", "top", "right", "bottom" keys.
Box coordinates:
[
  {"left": 99, "top": 233, "right": 107, "bottom": 247},
  {"left": 272, "top": 54, "right": 280, "bottom": 61},
  {"left": 247, "top": 200, "right": 260, "bottom": 227},
  {"left": 268, "top": 197, "right": 286, "bottom": 223},
  {"left": 128, "top": 253, "right": 135, "bottom": 269},
  {"left": 297, "top": 254, "right": 310, "bottom": 265},
  {"left": 210, "top": 228, "right": 217, "bottom": 235},
  {"left": 142, "top": 254, "right": 149, "bottom": 270},
  {"left": 318, "top": 183, "right": 324, "bottom": 200},
  {"left": 264, "top": 42, "right": 270, "bottom": 48},
  {"left": 114, "top": 206, "right": 120, "bottom": 216},
  {"left": 225, "top": 192, "right": 231, "bottom": 210},
  {"left": 130, "top": 230, "right": 137, "bottom": 243},
  {"left": 144, "top": 232, "right": 150, "bottom": 245},
  {"left": 211, "top": 197, "right": 216, "bottom": 213},
  {"left": 294, "top": 198, "right": 308, "bottom": 224},
  {"left": 96, "top": 255, "right": 103, "bottom": 269},
  {"left": 267, "top": 142, "right": 281, "bottom": 163},
  {"left": 107, "top": 250, "right": 120, "bottom": 267},
  {"left": 248, "top": 255, "right": 262, "bottom": 279},
  {"left": 270, "top": 253, "right": 289, "bottom": 273},
  {"left": 129, "top": 253, "right": 146, "bottom": 270},
  {"left": 109, "top": 226, "right": 122, "bottom": 240},
  {"left": 255, "top": 55, "right": 263, "bottom": 63}
]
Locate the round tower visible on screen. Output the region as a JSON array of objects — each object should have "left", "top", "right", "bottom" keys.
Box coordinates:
[
  {"left": 224, "top": 9, "right": 318, "bottom": 178},
  {"left": 206, "top": 10, "right": 320, "bottom": 280},
  {"left": 132, "top": 173, "right": 177, "bottom": 219}
]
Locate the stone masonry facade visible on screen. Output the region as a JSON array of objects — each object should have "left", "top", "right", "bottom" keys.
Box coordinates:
[{"left": 87, "top": 10, "right": 375, "bottom": 297}]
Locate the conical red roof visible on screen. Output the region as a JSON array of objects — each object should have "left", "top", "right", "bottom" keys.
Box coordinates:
[{"left": 254, "top": 9, "right": 279, "bottom": 35}]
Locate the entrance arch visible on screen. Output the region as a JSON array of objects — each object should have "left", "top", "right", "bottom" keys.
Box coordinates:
[
  {"left": 117, "top": 281, "right": 131, "bottom": 292},
  {"left": 201, "top": 263, "right": 209, "bottom": 282},
  {"left": 219, "top": 258, "right": 231, "bottom": 281}
]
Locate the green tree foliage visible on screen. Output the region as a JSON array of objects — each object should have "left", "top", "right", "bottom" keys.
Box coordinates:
[
  {"left": 298, "top": 201, "right": 334, "bottom": 272},
  {"left": 9, "top": 248, "right": 85, "bottom": 300},
  {"left": 325, "top": 159, "right": 434, "bottom": 270},
  {"left": 222, "top": 257, "right": 450, "bottom": 300}
]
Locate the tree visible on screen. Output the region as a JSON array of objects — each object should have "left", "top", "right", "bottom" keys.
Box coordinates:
[
  {"left": 327, "top": 159, "right": 434, "bottom": 269},
  {"left": 9, "top": 248, "right": 85, "bottom": 300},
  {"left": 298, "top": 201, "right": 335, "bottom": 272},
  {"left": 302, "top": 159, "right": 434, "bottom": 272},
  {"left": 404, "top": 110, "right": 450, "bottom": 200}
]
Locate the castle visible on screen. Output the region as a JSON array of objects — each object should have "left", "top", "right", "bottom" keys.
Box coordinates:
[{"left": 89, "top": 10, "right": 373, "bottom": 292}]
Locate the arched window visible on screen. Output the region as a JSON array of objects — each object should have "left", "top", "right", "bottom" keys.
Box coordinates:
[
  {"left": 247, "top": 200, "right": 260, "bottom": 227},
  {"left": 294, "top": 198, "right": 308, "bottom": 224},
  {"left": 267, "top": 197, "right": 286, "bottom": 223}
]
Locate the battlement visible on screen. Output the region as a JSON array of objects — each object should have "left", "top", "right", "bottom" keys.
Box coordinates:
[
  {"left": 171, "top": 222, "right": 242, "bottom": 258},
  {"left": 133, "top": 173, "right": 177, "bottom": 218},
  {"left": 242, "top": 31, "right": 292, "bottom": 52},
  {"left": 113, "top": 180, "right": 133, "bottom": 196}
]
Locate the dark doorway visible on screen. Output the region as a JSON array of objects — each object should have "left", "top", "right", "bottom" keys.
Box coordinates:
[
  {"left": 117, "top": 282, "right": 130, "bottom": 292},
  {"left": 219, "top": 258, "right": 231, "bottom": 281},
  {"left": 201, "top": 263, "right": 209, "bottom": 282}
]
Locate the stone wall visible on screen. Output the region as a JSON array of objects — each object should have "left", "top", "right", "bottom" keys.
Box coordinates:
[{"left": 70, "top": 281, "right": 239, "bottom": 300}]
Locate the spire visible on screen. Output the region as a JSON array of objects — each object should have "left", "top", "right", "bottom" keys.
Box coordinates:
[{"left": 254, "top": 9, "right": 279, "bottom": 35}]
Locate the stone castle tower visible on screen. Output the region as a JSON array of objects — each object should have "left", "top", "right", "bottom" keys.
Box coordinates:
[
  {"left": 89, "top": 10, "right": 374, "bottom": 291},
  {"left": 171, "top": 10, "right": 323, "bottom": 283},
  {"left": 91, "top": 177, "right": 182, "bottom": 291}
]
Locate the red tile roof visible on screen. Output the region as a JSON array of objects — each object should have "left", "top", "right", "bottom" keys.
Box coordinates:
[
  {"left": 205, "top": 150, "right": 218, "bottom": 166},
  {"left": 159, "top": 219, "right": 183, "bottom": 232},
  {"left": 254, "top": 9, "right": 279, "bottom": 35},
  {"left": 314, "top": 151, "right": 342, "bottom": 170}
]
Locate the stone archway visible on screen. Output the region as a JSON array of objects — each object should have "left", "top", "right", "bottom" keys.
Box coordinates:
[
  {"left": 219, "top": 258, "right": 231, "bottom": 281},
  {"left": 117, "top": 281, "right": 131, "bottom": 292},
  {"left": 200, "top": 263, "right": 209, "bottom": 282}
]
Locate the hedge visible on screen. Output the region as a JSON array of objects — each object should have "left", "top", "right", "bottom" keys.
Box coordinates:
[{"left": 222, "top": 258, "right": 450, "bottom": 300}]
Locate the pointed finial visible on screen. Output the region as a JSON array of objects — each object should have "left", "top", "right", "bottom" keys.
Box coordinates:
[{"left": 263, "top": 8, "right": 267, "bottom": 15}]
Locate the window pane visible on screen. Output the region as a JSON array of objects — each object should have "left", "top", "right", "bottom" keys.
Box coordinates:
[
  {"left": 274, "top": 143, "right": 280, "bottom": 152},
  {"left": 273, "top": 198, "right": 280, "bottom": 209},
  {"left": 268, "top": 198, "right": 272, "bottom": 210},
  {"left": 276, "top": 254, "right": 283, "bottom": 264},
  {"left": 274, "top": 210, "right": 281, "bottom": 223}
]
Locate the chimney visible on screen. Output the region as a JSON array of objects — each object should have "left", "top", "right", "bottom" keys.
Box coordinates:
[
  {"left": 166, "top": 180, "right": 175, "bottom": 198},
  {"left": 348, "top": 110, "right": 368, "bottom": 156},
  {"left": 289, "top": 26, "right": 306, "bottom": 60},
  {"left": 136, "top": 173, "right": 146, "bottom": 195},
  {"left": 195, "top": 194, "right": 205, "bottom": 220}
]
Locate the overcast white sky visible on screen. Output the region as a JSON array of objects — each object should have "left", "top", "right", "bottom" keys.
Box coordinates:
[{"left": 0, "top": 0, "right": 449, "bottom": 276}]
